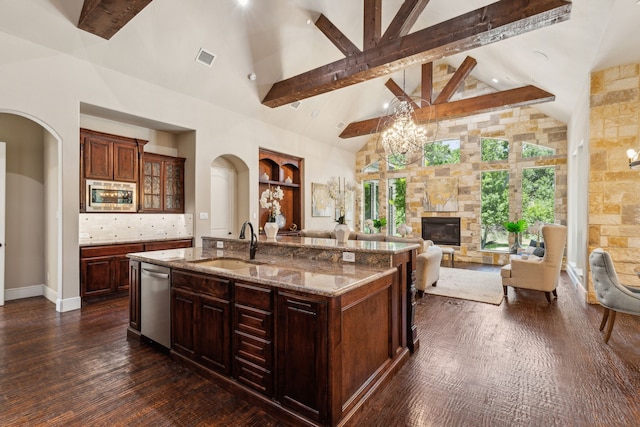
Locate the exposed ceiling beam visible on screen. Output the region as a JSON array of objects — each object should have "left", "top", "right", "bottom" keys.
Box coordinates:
[
  {"left": 434, "top": 56, "right": 477, "bottom": 104},
  {"left": 384, "top": 79, "right": 420, "bottom": 111},
  {"left": 315, "top": 14, "right": 361, "bottom": 57},
  {"left": 262, "top": 0, "right": 571, "bottom": 108},
  {"left": 381, "top": 0, "right": 431, "bottom": 43},
  {"left": 363, "top": 0, "right": 382, "bottom": 50},
  {"left": 339, "top": 86, "right": 556, "bottom": 138},
  {"left": 421, "top": 62, "right": 433, "bottom": 105},
  {"left": 77, "top": 0, "right": 153, "bottom": 40}
]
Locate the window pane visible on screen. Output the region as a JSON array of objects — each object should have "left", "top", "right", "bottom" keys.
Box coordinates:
[
  {"left": 423, "top": 139, "right": 460, "bottom": 166},
  {"left": 522, "top": 143, "right": 555, "bottom": 158},
  {"left": 522, "top": 167, "right": 555, "bottom": 241},
  {"left": 362, "top": 161, "right": 380, "bottom": 173},
  {"left": 387, "top": 154, "right": 407, "bottom": 170},
  {"left": 387, "top": 178, "right": 406, "bottom": 236},
  {"left": 363, "top": 180, "right": 379, "bottom": 233},
  {"left": 481, "top": 170, "right": 509, "bottom": 250},
  {"left": 481, "top": 138, "right": 509, "bottom": 161}
]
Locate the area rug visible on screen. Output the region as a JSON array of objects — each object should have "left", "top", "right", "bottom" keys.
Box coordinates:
[{"left": 423, "top": 267, "right": 504, "bottom": 305}]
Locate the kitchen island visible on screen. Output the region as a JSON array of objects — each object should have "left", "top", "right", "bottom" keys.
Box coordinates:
[{"left": 128, "top": 235, "right": 419, "bottom": 427}]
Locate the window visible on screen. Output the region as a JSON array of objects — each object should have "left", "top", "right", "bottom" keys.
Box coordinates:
[
  {"left": 363, "top": 180, "right": 379, "bottom": 233},
  {"left": 362, "top": 161, "right": 380, "bottom": 173},
  {"left": 522, "top": 143, "right": 555, "bottom": 158},
  {"left": 522, "top": 166, "right": 555, "bottom": 240},
  {"left": 480, "top": 170, "right": 509, "bottom": 250},
  {"left": 481, "top": 138, "right": 509, "bottom": 161},
  {"left": 423, "top": 139, "right": 460, "bottom": 166},
  {"left": 387, "top": 154, "right": 407, "bottom": 170},
  {"left": 387, "top": 177, "right": 406, "bottom": 236}
]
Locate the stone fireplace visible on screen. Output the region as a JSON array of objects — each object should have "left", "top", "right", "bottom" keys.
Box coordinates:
[{"left": 421, "top": 217, "right": 460, "bottom": 246}]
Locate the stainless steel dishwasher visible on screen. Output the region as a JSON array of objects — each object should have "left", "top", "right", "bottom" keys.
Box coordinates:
[{"left": 140, "top": 262, "right": 171, "bottom": 349}]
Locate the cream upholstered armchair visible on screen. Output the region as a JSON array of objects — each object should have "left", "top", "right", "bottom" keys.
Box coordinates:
[
  {"left": 500, "top": 224, "right": 567, "bottom": 302},
  {"left": 415, "top": 240, "right": 443, "bottom": 296}
]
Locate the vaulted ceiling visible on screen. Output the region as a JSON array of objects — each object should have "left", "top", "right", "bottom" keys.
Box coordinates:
[{"left": 1, "top": 0, "right": 639, "bottom": 152}]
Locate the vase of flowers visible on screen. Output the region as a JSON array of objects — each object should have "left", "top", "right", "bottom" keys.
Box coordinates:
[
  {"left": 504, "top": 219, "right": 528, "bottom": 254},
  {"left": 373, "top": 216, "right": 387, "bottom": 233},
  {"left": 260, "top": 185, "right": 284, "bottom": 240},
  {"left": 327, "top": 177, "right": 356, "bottom": 243}
]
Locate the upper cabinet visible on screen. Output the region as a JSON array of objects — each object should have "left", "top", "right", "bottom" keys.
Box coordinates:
[
  {"left": 142, "top": 153, "right": 185, "bottom": 213},
  {"left": 81, "top": 128, "right": 145, "bottom": 182},
  {"left": 259, "top": 148, "right": 303, "bottom": 233}
]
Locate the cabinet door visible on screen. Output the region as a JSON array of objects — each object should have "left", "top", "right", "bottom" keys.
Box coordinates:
[
  {"left": 277, "top": 292, "right": 328, "bottom": 423},
  {"left": 115, "top": 255, "right": 132, "bottom": 292},
  {"left": 197, "top": 294, "right": 231, "bottom": 375},
  {"left": 80, "top": 256, "right": 115, "bottom": 297},
  {"left": 163, "top": 160, "right": 184, "bottom": 212},
  {"left": 129, "top": 261, "right": 141, "bottom": 331},
  {"left": 143, "top": 158, "right": 163, "bottom": 211},
  {"left": 171, "top": 287, "right": 196, "bottom": 358},
  {"left": 84, "top": 138, "right": 113, "bottom": 180},
  {"left": 113, "top": 142, "right": 138, "bottom": 182}
]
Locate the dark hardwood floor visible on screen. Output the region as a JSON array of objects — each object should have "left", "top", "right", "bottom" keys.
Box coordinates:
[{"left": 1, "top": 264, "right": 640, "bottom": 426}]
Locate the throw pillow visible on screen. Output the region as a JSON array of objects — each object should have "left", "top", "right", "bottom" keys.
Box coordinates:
[{"left": 533, "top": 246, "right": 545, "bottom": 257}]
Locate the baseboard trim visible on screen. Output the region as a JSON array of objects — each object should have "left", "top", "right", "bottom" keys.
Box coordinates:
[
  {"left": 56, "top": 296, "right": 81, "bottom": 312},
  {"left": 43, "top": 285, "right": 57, "bottom": 304},
  {"left": 5, "top": 284, "right": 44, "bottom": 301}
]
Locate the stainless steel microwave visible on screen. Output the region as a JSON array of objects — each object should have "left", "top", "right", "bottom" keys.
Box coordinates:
[{"left": 86, "top": 180, "right": 137, "bottom": 212}]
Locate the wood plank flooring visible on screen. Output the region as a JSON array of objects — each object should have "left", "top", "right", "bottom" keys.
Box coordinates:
[{"left": 1, "top": 264, "right": 639, "bottom": 426}]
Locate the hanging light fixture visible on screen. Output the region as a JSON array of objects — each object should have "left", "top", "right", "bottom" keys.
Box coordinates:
[
  {"left": 375, "top": 70, "right": 437, "bottom": 167},
  {"left": 626, "top": 148, "right": 640, "bottom": 170}
]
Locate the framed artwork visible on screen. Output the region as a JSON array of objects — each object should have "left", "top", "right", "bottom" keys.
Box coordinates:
[
  {"left": 312, "top": 183, "right": 332, "bottom": 217},
  {"left": 423, "top": 178, "right": 458, "bottom": 212}
]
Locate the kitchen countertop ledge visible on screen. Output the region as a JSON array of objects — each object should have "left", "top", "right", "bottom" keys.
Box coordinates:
[{"left": 128, "top": 247, "right": 397, "bottom": 297}]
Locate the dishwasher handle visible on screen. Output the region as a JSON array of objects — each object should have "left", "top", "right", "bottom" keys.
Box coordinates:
[{"left": 142, "top": 268, "right": 170, "bottom": 280}]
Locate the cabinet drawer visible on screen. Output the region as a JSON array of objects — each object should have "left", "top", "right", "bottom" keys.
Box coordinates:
[
  {"left": 235, "top": 305, "right": 272, "bottom": 338},
  {"left": 172, "top": 270, "right": 231, "bottom": 299},
  {"left": 235, "top": 331, "right": 272, "bottom": 368},
  {"left": 235, "top": 282, "right": 273, "bottom": 310},
  {"left": 235, "top": 358, "right": 273, "bottom": 397}
]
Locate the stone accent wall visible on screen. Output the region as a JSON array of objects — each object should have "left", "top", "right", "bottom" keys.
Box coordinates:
[
  {"left": 588, "top": 63, "right": 640, "bottom": 300},
  {"left": 355, "top": 64, "right": 568, "bottom": 265}
]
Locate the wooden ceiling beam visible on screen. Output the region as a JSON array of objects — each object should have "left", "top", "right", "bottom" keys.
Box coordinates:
[
  {"left": 315, "top": 14, "right": 361, "bottom": 57},
  {"left": 434, "top": 56, "right": 477, "bottom": 104},
  {"left": 381, "top": 0, "right": 431, "bottom": 43},
  {"left": 262, "top": 0, "right": 571, "bottom": 108},
  {"left": 384, "top": 79, "right": 420, "bottom": 110},
  {"left": 339, "top": 85, "right": 555, "bottom": 138},
  {"left": 363, "top": 0, "right": 382, "bottom": 50},
  {"left": 421, "top": 62, "right": 433, "bottom": 105},
  {"left": 77, "top": 0, "right": 153, "bottom": 40}
]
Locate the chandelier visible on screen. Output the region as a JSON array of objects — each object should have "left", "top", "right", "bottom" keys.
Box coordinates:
[{"left": 375, "top": 71, "right": 437, "bottom": 166}]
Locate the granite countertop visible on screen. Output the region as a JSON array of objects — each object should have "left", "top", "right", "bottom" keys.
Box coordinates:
[{"left": 128, "top": 247, "right": 397, "bottom": 297}]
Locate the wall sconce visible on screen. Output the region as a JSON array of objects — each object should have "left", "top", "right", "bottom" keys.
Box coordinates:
[{"left": 626, "top": 149, "right": 640, "bottom": 169}]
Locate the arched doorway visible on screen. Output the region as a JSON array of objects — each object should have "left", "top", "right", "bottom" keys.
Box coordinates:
[
  {"left": 0, "top": 110, "right": 62, "bottom": 309},
  {"left": 210, "top": 155, "right": 249, "bottom": 238}
]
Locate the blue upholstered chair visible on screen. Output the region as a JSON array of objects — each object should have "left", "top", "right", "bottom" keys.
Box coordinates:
[{"left": 589, "top": 248, "right": 640, "bottom": 343}]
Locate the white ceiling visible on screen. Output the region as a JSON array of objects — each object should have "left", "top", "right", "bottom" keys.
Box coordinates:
[{"left": 0, "top": 0, "right": 638, "bottom": 151}]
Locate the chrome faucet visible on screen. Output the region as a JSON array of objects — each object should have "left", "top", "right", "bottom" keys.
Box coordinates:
[{"left": 239, "top": 221, "right": 257, "bottom": 260}]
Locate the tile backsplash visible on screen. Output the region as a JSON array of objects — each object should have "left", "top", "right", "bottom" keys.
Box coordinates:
[{"left": 79, "top": 213, "right": 194, "bottom": 245}]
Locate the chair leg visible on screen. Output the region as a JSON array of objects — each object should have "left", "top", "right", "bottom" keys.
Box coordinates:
[
  {"left": 552, "top": 289, "right": 558, "bottom": 298},
  {"left": 432, "top": 280, "right": 438, "bottom": 287},
  {"left": 599, "top": 308, "right": 610, "bottom": 331},
  {"left": 503, "top": 286, "right": 508, "bottom": 297},
  {"left": 417, "top": 290, "right": 424, "bottom": 298},
  {"left": 604, "top": 310, "right": 617, "bottom": 343},
  {"left": 545, "top": 292, "right": 551, "bottom": 302}
]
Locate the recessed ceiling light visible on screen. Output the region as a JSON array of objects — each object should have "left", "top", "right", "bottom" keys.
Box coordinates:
[
  {"left": 290, "top": 101, "right": 301, "bottom": 110},
  {"left": 383, "top": 102, "right": 389, "bottom": 109},
  {"left": 247, "top": 73, "right": 256, "bottom": 81},
  {"left": 306, "top": 18, "right": 313, "bottom": 25},
  {"left": 492, "top": 78, "right": 499, "bottom": 83}
]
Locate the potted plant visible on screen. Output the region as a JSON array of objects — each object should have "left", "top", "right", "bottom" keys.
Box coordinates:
[
  {"left": 503, "top": 219, "right": 528, "bottom": 254},
  {"left": 260, "top": 185, "right": 284, "bottom": 240},
  {"left": 373, "top": 216, "right": 387, "bottom": 233}
]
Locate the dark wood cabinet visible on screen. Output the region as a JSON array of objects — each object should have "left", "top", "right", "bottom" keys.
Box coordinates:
[
  {"left": 276, "top": 291, "right": 328, "bottom": 422},
  {"left": 233, "top": 281, "right": 275, "bottom": 396},
  {"left": 171, "top": 270, "right": 232, "bottom": 375},
  {"left": 80, "top": 128, "right": 146, "bottom": 212},
  {"left": 142, "top": 153, "right": 185, "bottom": 213},
  {"left": 80, "top": 243, "right": 144, "bottom": 298},
  {"left": 128, "top": 261, "right": 141, "bottom": 332},
  {"left": 259, "top": 148, "right": 303, "bottom": 233}
]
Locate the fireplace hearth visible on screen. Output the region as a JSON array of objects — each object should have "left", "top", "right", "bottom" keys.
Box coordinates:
[{"left": 422, "top": 217, "right": 460, "bottom": 246}]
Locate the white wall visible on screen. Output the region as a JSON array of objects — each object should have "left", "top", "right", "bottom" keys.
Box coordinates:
[{"left": 0, "top": 31, "right": 354, "bottom": 309}]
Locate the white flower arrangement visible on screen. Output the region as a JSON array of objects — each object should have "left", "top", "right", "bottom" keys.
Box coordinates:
[
  {"left": 327, "top": 176, "right": 357, "bottom": 224},
  {"left": 364, "top": 219, "right": 374, "bottom": 232},
  {"left": 260, "top": 185, "right": 284, "bottom": 222}
]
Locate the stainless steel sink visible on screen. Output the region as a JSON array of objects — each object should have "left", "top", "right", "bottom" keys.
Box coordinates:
[{"left": 191, "top": 258, "right": 262, "bottom": 270}]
